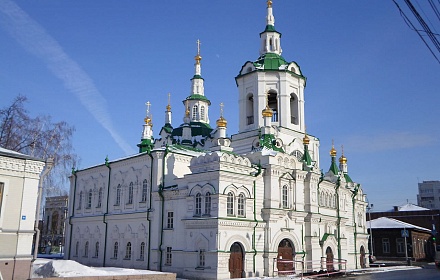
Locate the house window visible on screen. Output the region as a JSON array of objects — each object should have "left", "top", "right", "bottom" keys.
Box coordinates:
[
  {"left": 238, "top": 194, "right": 245, "bottom": 217},
  {"left": 195, "top": 193, "right": 202, "bottom": 216},
  {"left": 128, "top": 182, "right": 133, "bottom": 204},
  {"left": 75, "top": 241, "right": 79, "bottom": 256},
  {"left": 125, "top": 242, "right": 132, "bottom": 260},
  {"left": 227, "top": 192, "right": 234, "bottom": 216},
  {"left": 382, "top": 238, "right": 390, "bottom": 253},
  {"left": 0, "top": 182, "right": 4, "bottom": 217},
  {"left": 97, "top": 188, "right": 102, "bottom": 208},
  {"left": 396, "top": 238, "right": 405, "bottom": 254},
  {"left": 205, "top": 192, "right": 211, "bottom": 215},
  {"left": 140, "top": 242, "right": 145, "bottom": 260},
  {"left": 84, "top": 241, "right": 89, "bottom": 257},
  {"left": 87, "top": 190, "right": 92, "bottom": 208},
  {"left": 199, "top": 249, "right": 206, "bottom": 267},
  {"left": 115, "top": 184, "right": 121, "bottom": 206},
  {"left": 142, "top": 179, "right": 148, "bottom": 202},
  {"left": 167, "top": 212, "right": 174, "bottom": 229},
  {"left": 165, "top": 247, "right": 172, "bottom": 265},
  {"left": 282, "top": 185, "right": 288, "bottom": 208},
  {"left": 192, "top": 105, "right": 198, "bottom": 120},
  {"left": 95, "top": 242, "right": 99, "bottom": 257},
  {"left": 113, "top": 242, "right": 119, "bottom": 258}
]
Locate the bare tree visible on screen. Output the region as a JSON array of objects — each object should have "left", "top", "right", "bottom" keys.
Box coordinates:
[{"left": 0, "top": 95, "right": 78, "bottom": 198}]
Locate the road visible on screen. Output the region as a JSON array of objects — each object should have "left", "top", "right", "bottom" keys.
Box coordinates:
[{"left": 332, "top": 266, "right": 439, "bottom": 280}]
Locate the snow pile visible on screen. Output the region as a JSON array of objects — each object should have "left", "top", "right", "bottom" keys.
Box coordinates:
[{"left": 32, "top": 259, "right": 166, "bottom": 278}]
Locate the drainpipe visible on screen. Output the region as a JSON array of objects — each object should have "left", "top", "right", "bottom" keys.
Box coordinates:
[
  {"left": 158, "top": 146, "right": 169, "bottom": 271},
  {"left": 250, "top": 163, "right": 262, "bottom": 273},
  {"left": 336, "top": 177, "right": 342, "bottom": 269},
  {"left": 146, "top": 151, "right": 154, "bottom": 270},
  {"left": 351, "top": 184, "right": 360, "bottom": 268},
  {"left": 68, "top": 168, "right": 77, "bottom": 260},
  {"left": 103, "top": 158, "right": 111, "bottom": 267},
  {"left": 317, "top": 170, "right": 324, "bottom": 212}
]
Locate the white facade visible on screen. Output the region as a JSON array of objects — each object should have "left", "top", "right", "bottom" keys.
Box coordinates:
[
  {"left": 65, "top": 2, "right": 369, "bottom": 279},
  {"left": 0, "top": 147, "right": 45, "bottom": 280},
  {"left": 417, "top": 180, "right": 440, "bottom": 210}
]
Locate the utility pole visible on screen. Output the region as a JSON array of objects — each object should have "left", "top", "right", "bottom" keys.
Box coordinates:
[{"left": 367, "top": 203, "right": 374, "bottom": 259}]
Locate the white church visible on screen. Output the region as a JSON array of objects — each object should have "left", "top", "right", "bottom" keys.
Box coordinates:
[{"left": 65, "top": 1, "right": 369, "bottom": 279}]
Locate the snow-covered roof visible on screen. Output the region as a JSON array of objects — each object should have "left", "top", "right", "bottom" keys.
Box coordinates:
[
  {"left": 0, "top": 146, "right": 43, "bottom": 161},
  {"left": 367, "top": 217, "right": 431, "bottom": 232},
  {"left": 394, "top": 203, "right": 429, "bottom": 212}
]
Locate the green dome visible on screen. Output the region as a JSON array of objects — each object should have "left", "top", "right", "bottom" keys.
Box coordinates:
[{"left": 253, "top": 53, "right": 289, "bottom": 70}]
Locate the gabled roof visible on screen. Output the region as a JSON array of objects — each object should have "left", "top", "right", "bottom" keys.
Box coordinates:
[
  {"left": 0, "top": 146, "right": 43, "bottom": 161},
  {"left": 394, "top": 203, "right": 429, "bottom": 212},
  {"left": 367, "top": 217, "right": 431, "bottom": 232}
]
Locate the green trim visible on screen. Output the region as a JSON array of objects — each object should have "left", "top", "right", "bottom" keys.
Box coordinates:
[
  {"left": 185, "top": 94, "right": 211, "bottom": 105},
  {"left": 321, "top": 233, "right": 334, "bottom": 243},
  {"left": 302, "top": 144, "right": 313, "bottom": 169},
  {"left": 161, "top": 123, "right": 173, "bottom": 134},
  {"left": 254, "top": 53, "right": 288, "bottom": 70},
  {"left": 329, "top": 157, "right": 340, "bottom": 175},
  {"left": 260, "top": 133, "right": 284, "bottom": 152},
  {"left": 260, "top": 24, "right": 281, "bottom": 35},
  {"left": 138, "top": 138, "right": 154, "bottom": 153},
  {"left": 191, "top": 74, "right": 204, "bottom": 80},
  {"left": 344, "top": 173, "right": 353, "bottom": 183}
]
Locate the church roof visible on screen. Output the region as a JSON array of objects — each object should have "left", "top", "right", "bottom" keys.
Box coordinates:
[
  {"left": 254, "top": 53, "right": 289, "bottom": 71},
  {"left": 185, "top": 94, "right": 211, "bottom": 105}
]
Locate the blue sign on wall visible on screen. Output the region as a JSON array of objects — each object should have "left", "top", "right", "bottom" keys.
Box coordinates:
[{"left": 21, "top": 215, "right": 26, "bottom": 220}]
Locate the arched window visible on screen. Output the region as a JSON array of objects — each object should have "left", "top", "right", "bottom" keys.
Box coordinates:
[
  {"left": 290, "top": 93, "right": 299, "bottom": 125},
  {"left": 200, "top": 106, "right": 205, "bottom": 121},
  {"left": 282, "top": 185, "right": 288, "bottom": 208},
  {"left": 115, "top": 185, "right": 121, "bottom": 206},
  {"left": 192, "top": 105, "right": 198, "bottom": 120},
  {"left": 113, "top": 242, "right": 119, "bottom": 258},
  {"left": 268, "top": 90, "right": 278, "bottom": 122},
  {"left": 75, "top": 241, "right": 79, "bottom": 256},
  {"left": 195, "top": 193, "right": 202, "bottom": 216},
  {"left": 128, "top": 182, "right": 133, "bottom": 204},
  {"left": 78, "top": 191, "right": 83, "bottom": 209},
  {"left": 205, "top": 192, "right": 211, "bottom": 215},
  {"left": 95, "top": 242, "right": 99, "bottom": 257},
  {"left": 238, "top": 193, "right": 245, "bottom": 217},
  {"left": 140, "top": 242, "right": 145, "bottom": 260},
  {"left": 227, "top": 192, "right": 234, "bottom": 216},
  {"left": 246, "top": 94, "right": 254, "bottom": 125},
  {"left": 84, "top": 241, "right": 89, "bottom": 257},
  {"left": 142, "top": 179, "right": 148, "bottom": 202},
  {"left": 97, "top": 188, "right": 103, "bottom": 208},
  {"left": 87, "top": 189, "right": 93, "bottom": 208},
  {"left": 125, "top": 242, "right": 132, "bottom": 260}
]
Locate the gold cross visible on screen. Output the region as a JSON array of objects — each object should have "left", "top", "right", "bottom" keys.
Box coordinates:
[
  {"left": 196, "top": 39, "right": 201, "bottom": 55},
  {"left": 145, "top": 101, "right": 151, "bottom": 116}
]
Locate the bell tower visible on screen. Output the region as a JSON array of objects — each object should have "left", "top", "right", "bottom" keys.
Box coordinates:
[{"left": 235, "top": 0, "right": 307, "bottom": 134}]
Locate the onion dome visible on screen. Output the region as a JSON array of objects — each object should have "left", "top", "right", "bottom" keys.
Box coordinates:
[
  {"left": 144, "top": 116, "right": 152, "bottom": 126},
  {"left": 303, "top": 133, "right": 310, "bottom": 145},
  {"left": 339, "top": 154, "right": 347, "bottom": 164},
  {"left": 262, "top": 104, "right": 273, "bottom": 117},
  {"left": 330, "top": 145, "right": 337, "bottom": 157},
  {"left": 216, "top": 116, "right": 227, "bottom": 128}
]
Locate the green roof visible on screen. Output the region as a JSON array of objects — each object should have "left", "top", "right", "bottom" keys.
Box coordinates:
[
  {"left": 185, "top": 94, "right": 211, "bottom": 105},
  {"left": 260, "top": 25, "right": 281, "bottom": 35},
  {"left": 344, "top": 173, "right": 353, "bottom": 183},
  {"left": 171, "top": 122, "right": 213, "bottom": 139},
  {"left": 253, "top": 53, "right": 289, "bottom": 70},
  {"left": 161, "top": 123, "right": 173, "bottom": 134},
  {"left": 260, "top": 134, "right": 284, "bottom": 153},
  {"left": 191, "top": 74, "right": 204, "bottom": 80},
  {"left": 302, "top": 145, "right": 313, "bottom": 169},
  {"left": 137, "top": 138, "right": 154, "bottom": 153},
  {"left": 329, "top": 158, "right": 340, "bottom": 175}
]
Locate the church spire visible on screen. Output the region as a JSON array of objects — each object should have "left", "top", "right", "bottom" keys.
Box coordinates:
[
  {"left": 138, "top": 101, "right": 154, "bottom": 153},
  {"left": 328, "top": 140, "right": 340, "bottom": 175},
  {"left": 191, "top": 39, "right": 205, "bottom": 96},
  {"left": 165, "top": 92, "right": 172, "bottom": 125},
  {"left": 260, "top": 0, "right": 282, "bottom": 56}
]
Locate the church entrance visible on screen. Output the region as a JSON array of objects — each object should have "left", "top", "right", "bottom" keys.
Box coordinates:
[
  {"left": 277, "top": 239, "right": 295, "bottom": 275},
  {"left": 229, "top": 242, "right": 244, "bottom": 278},
  {"left": 326, "top": 246, "right": 334, "bottom": 272},
  {"left": 360, "top": 246, "right": 366, "bottom": 268}
]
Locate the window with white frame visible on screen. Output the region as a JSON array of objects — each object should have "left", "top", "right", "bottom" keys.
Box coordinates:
[
  {"left": 205, "top": 192, "right": 211, "bottom": 215},
  {"left": 142, "top": 179, "right": 148, "bottom": 202},
  {"left": 140, "top": 242, "right": 145, "bottom": 260},
  {"left": 192, "top": 105, "right": 198, "bottom": 120},
  {"left": 97, "top": 188, "right": 102, "bottom": 208},
  {"left": 199, "top": 249, "right": 206, "bottom": 267},
  {"left": 382, "top": 238, "right": 390, "bottom": 253},
  {"left": 113, "top": 242, "right": 119, "bottom": 258},
  {"left": 166, "top": 247, "right": 172, "bottom": 265},
  {"left": 167, "top": 211, "right": 174, "bottom": 229},
  {"left": 128, "top": 182, "right": 133, "bottom": 204},
  {"left": 115, "top": 184, "right": 121, "bottom": 206},
  {"left": 227, "top": 192, "right": 234, "bottom": 216},
  {"left": 195, "top": 193, "right": 202, "bottom": 216},
  {"left": 125, "top": 242, "right": 132, "bottom": 260},
  {"left": 396, "top": 238, "right": 405, "bottom": 254},
  {"left": 238, "top": 193, "right": 245, "bottom": 217},
  {"left": 282, "top": 185, "right": 288, "bottom": 208},
  {"left": 200, "top": 106, "right": 205, "bottom": 121}
]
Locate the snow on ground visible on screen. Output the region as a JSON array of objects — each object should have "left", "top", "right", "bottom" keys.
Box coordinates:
[
  {"left": 31, "top": 258, "right": 424, "bottom": 279},
  {"left": 32, "top": 259, "right": 172, "bottom": 278}
]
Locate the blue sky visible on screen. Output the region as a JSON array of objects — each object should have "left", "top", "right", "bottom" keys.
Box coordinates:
[{"left": 0, "top": 0, "right": 439, "bottom": 211}]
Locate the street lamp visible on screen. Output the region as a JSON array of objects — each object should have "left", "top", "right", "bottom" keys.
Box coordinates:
[{"left": 33, "top": 157, "right": 54, "bottom": 260}]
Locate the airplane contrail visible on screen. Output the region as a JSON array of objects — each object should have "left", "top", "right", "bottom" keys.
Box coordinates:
[{"left": 0, "top": 0, "right": 136, "bottom": 156}]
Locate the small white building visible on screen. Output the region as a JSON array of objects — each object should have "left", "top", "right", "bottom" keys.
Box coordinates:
[
  {"left": 65, "top": 2, "right": 369, "bottom": 279},
  {"left": 0, "top": 147, "right": 45, "bottom": 280}
]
